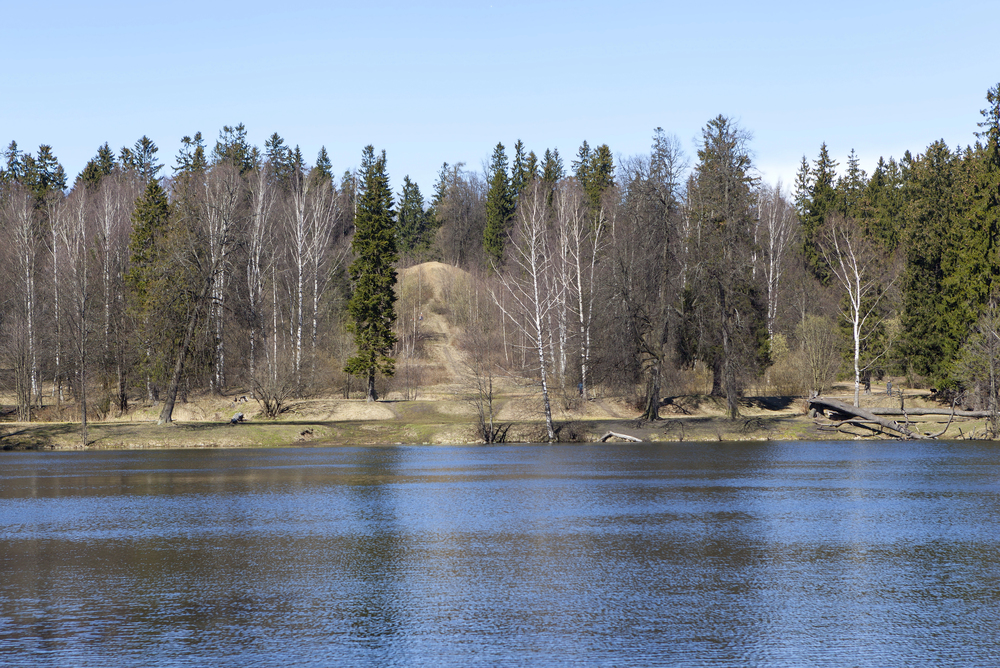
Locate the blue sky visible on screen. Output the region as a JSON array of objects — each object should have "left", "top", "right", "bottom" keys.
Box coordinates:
[{"left": 4, "top": 0, "right": 997, "bottom": 196}]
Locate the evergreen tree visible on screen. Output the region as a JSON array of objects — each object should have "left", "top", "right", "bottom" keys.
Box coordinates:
[
  {"left": 345, "top": 146, "right": 398, "bottom": 401},
  {"left": 265, "top": 132, "right": 295, "bottom": 188},
  {"left": 314, "top": 146, "right": 333, "bottom": 183},
  {"left": 686, "top": 115, "right": 767, "bottom": 419},
  {"left": 525, "top": 151, "right": 539, "bottom": 184},
  {"left": 1, "top": 140, "right": 24, "bottom": 186},
  {"left": 125, "top": 179, "right": 178, "bottom": 399},
  {"left": 801, "top": 143, "right": 838, "bottom": 282},
  {"left": 397, "top": 175, "right": 431, "bottom": 254},
  {"left": 511, "top": 139, "right": 528, "bottom": 200},
  {"left": 793, "top": 155, "right": 811, "bottom": 217},
  {"left": 126, "top": 179, "right": 171, "bottom": 310},
  {"left": 78, "top": 142, "right": 117, "bottom": 189},
  {"left": 573, "top": 140, "right": 592, "bottom": 183},
  {"left": 22, "top": 144, "right": 67, "bottom": 205},
  {"left": 858, "top": 157, "right": 905, "bottom": 249},
  {"left": 174, "top": 133, "right": 207, "bottom": 176},
  {"left": 541, "top": 147, "right": 564, "bottom": 208},
  {"left": 119, "top": 136, "right": 161, "bottom": 182},
  {"left": 213, "top": 123, "right": 255, "bottom": 174},
  {"left": 836, "top": 148, "right": 867, "bottom": 217},
  {"left": 483, "top": 142, "right": 513, "bottom": 267},
  {"left": 944, "top": 84, "right": 1000, "bottom": 378},
  {"left": 899, "top": 140, "right": 959, "bottom": 381},
  {"left": 581, "top": 143, "right": 614, "bottom": 211}
]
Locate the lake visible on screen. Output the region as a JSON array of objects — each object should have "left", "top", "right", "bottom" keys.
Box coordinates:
[{"left": 2, "top": 442, "right": 999, "bottom": 667}]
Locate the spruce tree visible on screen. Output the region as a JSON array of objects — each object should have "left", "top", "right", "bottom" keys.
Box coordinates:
[
  {"left": 899, "top": 140, "right": 959, "bottom": 380},
  {"left": 801, "top": 143, "right": 838, "bottom": 282},
  {"left": 483, "top": 142, "right": 513, "bottom": 268},
  {"left": 511, "top": 139, "right": 528, "bottom": 200},
  {"left": 397, "top": 175, "right": 430, "bottom": 255},
  {"left": 78, "top": 142, "right": 117, "bottom": 189},
  {"left": 345, "top": 146, "right": 398, "bottom": 401}
]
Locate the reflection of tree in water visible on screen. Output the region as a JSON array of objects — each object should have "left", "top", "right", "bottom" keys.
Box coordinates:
[{"left": 342, "top": 447, "right": 408, "bottom": 644}]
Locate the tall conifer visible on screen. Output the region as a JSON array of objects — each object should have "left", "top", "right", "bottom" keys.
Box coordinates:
[{"left": 345, "top": 146, "right": 398, "bottom": 401}]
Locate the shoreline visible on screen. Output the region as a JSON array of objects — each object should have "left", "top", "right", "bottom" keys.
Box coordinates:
[{"left": 2, "top": 390, "right": 987, "bottom": 451}]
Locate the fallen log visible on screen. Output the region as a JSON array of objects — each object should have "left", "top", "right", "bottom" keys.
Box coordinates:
[
  {"left": 868, "top": 407, "right": 990, "bottom": 418},
  {"left": 808, "top": 397, "right": 922, "bottom": 439},
  {"left": 599, "top": 431, "right": 643, "bottom": 443}
]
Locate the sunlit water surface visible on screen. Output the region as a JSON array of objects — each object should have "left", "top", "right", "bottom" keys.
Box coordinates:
[{"left": 2, "top": 442, "right": 1000, "bottom": 667}]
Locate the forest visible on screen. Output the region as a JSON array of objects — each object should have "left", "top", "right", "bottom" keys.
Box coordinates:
[{"left": 1, "top": 83, "right": 999, "bottom": 436}]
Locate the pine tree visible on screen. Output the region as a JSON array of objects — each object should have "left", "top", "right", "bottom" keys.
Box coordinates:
[
  {"left": 483, "top": 142, "right": 513, "bottom": 268},
  {"left": 345, "top": 146, "right": 398, "bottom": 401}
]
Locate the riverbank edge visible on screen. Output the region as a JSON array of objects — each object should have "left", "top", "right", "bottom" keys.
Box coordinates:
[{"left": 0, "top": 413, "right": 865, "bottom": 450}]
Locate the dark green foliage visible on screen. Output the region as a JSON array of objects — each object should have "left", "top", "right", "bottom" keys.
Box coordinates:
[
  {"left": 793, "top": 155, "right": 811, "bottom": 217},
  {"left": 213, "top": 123, "right": 256, "bottom": 174},
  {"left": 314, "top": 146, "right": 333, "bottom": 183},
  {"left": 265, "top": 133, "right": 295, "bottom": 188},
  {"left": 511, "top": 140, "right": 528, "bottom": 200},
  {"left": 1, "top": 141, "right": 24, "bottom": 186},
  {"left": 578, "top": 143, "right": 614, "bottom": 212},
  {"left": 396, "top": 175, "right": 433, "bottom": 255},
  {"left": 858, "top": 157, "right": 905, "bottom": 250},
  {"left": 78, "top": 142, "right": 117, "bottom": 189},
  {"left": 120, "top": 136, "right": 161, "bottom": 182},
  {"left": 483, "top": 142, "right": 513, "bottom": 268},
  {"left": 836, "top": 148, "right": 867, "bottom": 217},
  {"left": 174, "top": 133, "right": 207, "bottom": 176},
  {"left": 541, "top": 148, "right": 564, "bottom": 208},
  {"left": 687, "top": 115, "right": 766, "bottom": 419},
  {"left": 126, "top": 179, "right": 171, "bottom": 306},
  {"left": 898, "top": 140, "right": 960, "bottom": 380},
  {"left": 800, "top": 143, "right": 838, "bottom": 283},
  {"left": 21, "top": 144, "right": 67, "bottom": 207},
  {"left": 345, "top": 146, "right": 398, "bottom": 401}
]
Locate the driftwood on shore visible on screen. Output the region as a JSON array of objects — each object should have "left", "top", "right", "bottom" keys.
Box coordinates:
[
  {"left": 599, "top": 431, "right": 643, "bottom": 443},
  {"left": 866, "top": 407, "right": 991, "bottom": 418},
  {"left": 808, "top": 397, "right": 923, "bottom": 439}
]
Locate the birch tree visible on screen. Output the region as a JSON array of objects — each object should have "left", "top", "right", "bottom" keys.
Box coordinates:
[
  {"left": 756, "top": 183, "right": 797, "bottom": 342},
  {"left": 819, "top": 213, "right": 893, "bottom": 407},
  {"left": 493, "top": 180, "right": 555, "bottom": 441},
  {"left": 56, "top": 187, "right": 94, "bottom": 444},
  {"left": 0, "top": 184, "right": 39, "bottom": 419}
]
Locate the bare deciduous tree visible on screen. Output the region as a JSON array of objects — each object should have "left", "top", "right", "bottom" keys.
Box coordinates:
[{"left": 819, "top": 213, "right": 895, "bottom": 407}]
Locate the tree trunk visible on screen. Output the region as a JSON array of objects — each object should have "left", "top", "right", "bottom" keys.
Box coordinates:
[
  {"left": 642, "top": 362, "right": 661, "bottom": 421},
  {"left": 366, "top": 367, "right": 378, "bottom": 402},
  {"left": 158, "top": 284, "right": 209, "bottom": 425}
]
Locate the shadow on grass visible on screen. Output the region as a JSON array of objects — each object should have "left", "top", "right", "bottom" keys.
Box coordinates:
[{"left": 1, "top": 423, "right": 78, "bottom": 450}]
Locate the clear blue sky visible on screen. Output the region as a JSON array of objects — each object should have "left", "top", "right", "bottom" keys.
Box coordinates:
[{"left": 4, "top": 0, "right": 997, "bottom": 195}]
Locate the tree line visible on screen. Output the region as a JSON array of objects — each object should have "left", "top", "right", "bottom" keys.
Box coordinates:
[{"left": 1, "top": 83, "right": 999, "bottom": 437}]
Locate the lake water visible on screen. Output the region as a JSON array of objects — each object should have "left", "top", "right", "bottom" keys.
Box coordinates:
[{"left": 2, "top": 442, "right": 999, "bottom": 667}]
